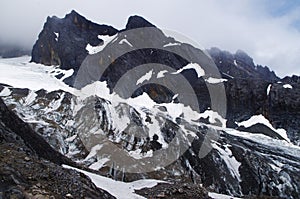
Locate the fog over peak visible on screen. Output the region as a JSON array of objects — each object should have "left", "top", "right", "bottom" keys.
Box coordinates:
[{"left": 0, "top": 0, "right": 299, "bottom": 77}]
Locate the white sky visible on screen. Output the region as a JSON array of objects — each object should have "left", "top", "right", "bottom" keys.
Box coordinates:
[{"left": 0, "top": 0, "right": 299, "bottom": 77}]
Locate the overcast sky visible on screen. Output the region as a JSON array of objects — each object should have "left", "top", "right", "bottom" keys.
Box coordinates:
[{"left": 0, "top": 0, "right": 300, "bottom": 77}]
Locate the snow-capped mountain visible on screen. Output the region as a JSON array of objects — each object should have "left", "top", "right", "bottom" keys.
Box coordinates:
[{"left": 1, "top": 10, "right": 300, "bottom": 199}]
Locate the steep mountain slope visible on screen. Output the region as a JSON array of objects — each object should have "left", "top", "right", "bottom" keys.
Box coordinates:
[
  {"left": 0, "top": 10, "right": 299, "bottom": 198},
  {"left": 31, "top": 10, "right": 118, "bottom": 85},
  {"left": 0, "top": 96, "right": 115, "bottom": 198},
  {"left": 31, "top": 10, "right": 300, "bottom": 146},
  {"left": 1, "top": 55, "right": 300, "bottom": 198}
]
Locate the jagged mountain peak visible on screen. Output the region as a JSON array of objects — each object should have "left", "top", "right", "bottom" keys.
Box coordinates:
[
  {"left": 1, "top": 10, "right": 300, "bottom": 198},
  {"left": 66, "top": 9, "right": 82, "bottom": 18},
  {"left": 31, "top": 9, "right": 118, "bottom": 76},
  {"left": 207, "top": 47, "right": 279, "bottom": 81},
  {"left": 125, "top": 15, "right": 156, "bottom": 30},
  {"left": 234, "top": 49, "right": 254, "bottom": 66}
]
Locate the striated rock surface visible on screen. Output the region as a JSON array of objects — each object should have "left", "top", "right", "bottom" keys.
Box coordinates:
[
  {"left": 3, "top": 10, "right": 299, "bottom": 198},
  {"left": 0, "top": 97, "right": 115, "bottom": 198}
]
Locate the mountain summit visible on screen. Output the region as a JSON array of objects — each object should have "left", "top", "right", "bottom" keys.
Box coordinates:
[
  {"left": 125, "top": 15, "right": 156, "bottom": 30},
  {"left": 31, "top": 10, "right": 118, "bottom": 75},
  {"left": 0, "top": 10, "right": 297, "bottom": 198}
]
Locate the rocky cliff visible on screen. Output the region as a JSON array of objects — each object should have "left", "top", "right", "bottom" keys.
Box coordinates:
[
  {"left": 1, "top": 10, "right": 298, "bottom": 198},
  {"left": 0, "top": 97, "right": 115, "bottom": 198},
  {"left": 31, "top": 10, "right": 300, "bottom": 146}
]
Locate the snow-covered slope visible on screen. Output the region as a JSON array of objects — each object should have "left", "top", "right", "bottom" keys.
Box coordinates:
[
  {"left": 1, "top": 56, "right": 300, "bottom": 198},
  {"left": 63, "top": 165, "right": 166, "bottom": 199},
  {"left": 0, "top": 56, "right": 73, "bottom": 92}
]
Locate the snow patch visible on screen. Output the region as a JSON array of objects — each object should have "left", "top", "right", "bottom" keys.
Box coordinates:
[
  {"left": 54, "top": 32, "right": 59, "bottom": 41},
  {"left": 268, "top": 163, "right": 282, "bottom": 173},
  {"left": 222, "top": 128, "right": 300, "bottom": 158},
  {"left": 205, "top": 77, "right": 227, "bottom": 84},
  {"left": 65, "top": 135, "right": 77, "bottom": 142},
  {"left": 172, "top": 63, "right": 205, "bottom": 78},
  {"left": 267, "top": 84, "right": 272, "bottom": 95},
  {"left": 24, "top": 90, "right": 37, "bottom": 106},
  {"left": 198, "top": 110, "right": 227, "bottom": 128},
  {"left": 25, "top": 120, "right": 49, "bottom": 126},
  {"left": 237, "top": 114, "right": 290, "bottom": 142},
  {"left": 163, "top": 42, "right": 181, "bottom": 47},
  {"left": 283, "top": 84, "right": 293, "bottom": 89},
  {"left": 233, "top": 59, "right": 238, "bottom": 66},
  {"left": 119, "top": 39, "right": 133, "bottom": 47},
  {"left": 136, "top": 69, "right": 153, "bottom": 85},
  {"left": 63, "top": 165, "right": 166, "bottom": 199},
  {"left": 0, "top": 87, "right": 11, "bottom": 97},
  {"left": 86, "top": 34, "right": 117, "bottom": 55},
  {"left": 157, "top": 70, "right": 168, "bottom": 78},
  {"left": 0, "top": 56, "right": 74, "bottom": 93},
  {"left": 209, "top": 192, "right": 241, "bottom": 199}
]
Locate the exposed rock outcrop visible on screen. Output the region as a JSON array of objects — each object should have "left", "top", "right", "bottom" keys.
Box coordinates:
[
  {"left": 31, "top": 10, "right": 118, "bottom": 85},
  {"left": 11, "top": 10, "right": 299, "bottom": 198},
  {"left": 0, "top": 97, "right": 115, "bottom": 198}
]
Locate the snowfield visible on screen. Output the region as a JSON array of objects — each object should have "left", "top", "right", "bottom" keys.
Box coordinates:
[
  {"left": 63, "top": 165, "right": 167, "bottom": 199},
  {"left": 0, "top": 56, "right": 74, "bottom": 93}
]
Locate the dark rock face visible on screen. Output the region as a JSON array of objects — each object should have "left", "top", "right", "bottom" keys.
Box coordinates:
[
  {"left": 27, "top": 11, "right": 300, "bottom": 198},
  {"left": 31, "top": 11, "right": 299, "bottom": 145},
  {"left": 207, "top": 48, "right": 300, "bottom": 145},
  {"left": 0, "top": 97, "right": 115, "bottom": 198},
  {"left": 31, "top": 10, "right": 118, "bottom": 84},
  {"left": 124, "top": 15, "right": 156, "bottom": 30},
  {"left": 208, "top": 47, "right": 278, "bottom": 81}
]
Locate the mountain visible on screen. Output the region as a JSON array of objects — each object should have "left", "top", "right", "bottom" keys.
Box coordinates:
[
  {"left": 31, "top": 10, "right": 118, "bottom": 85},
  {"left": 31, "top": 10, "right": 300, "bottom": 147},
  {"left": 0, "top": 10, "right": 299, "bottom": 198}
]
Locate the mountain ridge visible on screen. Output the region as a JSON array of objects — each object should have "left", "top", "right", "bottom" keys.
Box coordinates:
[
  {"left": 30, "top": 10, "right": 300, "bottom": 146},
  {"left": 0, "top": 10, "right": 299, "bottom": 198}
]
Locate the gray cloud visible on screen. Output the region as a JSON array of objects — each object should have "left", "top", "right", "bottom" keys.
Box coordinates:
[{"left": 0, "top": 0, "right": 299, "bottom": 77}]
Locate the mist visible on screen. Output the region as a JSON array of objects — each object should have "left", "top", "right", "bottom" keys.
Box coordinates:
[{"left": 0, "top": 0, "right": 299, "bottom": 77}]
